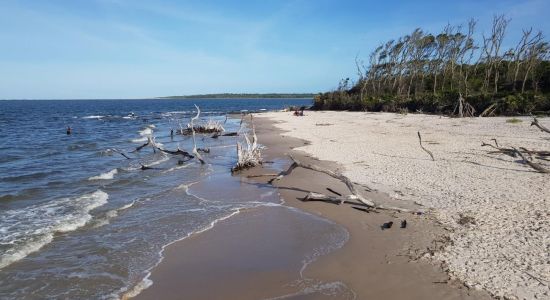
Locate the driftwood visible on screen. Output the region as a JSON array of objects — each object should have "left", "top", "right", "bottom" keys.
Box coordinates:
[
  {"left": 265, "top": 155, "right": 418, "bottom": 212},
  {"left": 133, "top": 140, "right": 150, "bottom": 152},
  {"left": 531, "top": 117, "right": 550, "bottom": 134},
  {"left": 191, "top": 105, "right": 205, "bottom": 164},
  {"left": 110, "top": 149, "right": 131, "bottom": 160},
  {"left": 481, "top": 141, "right": 517, "bottom": 157},
  {"left": 211, "top": 131, "right": 239, "bottom": 138},
  {"left": 231, "top": 115, "right": 262, "bottom": 173},
  {"left": 513, "top": 148, "right": 549, "bottom": 173},
  {"left": 269, "top": 155, "right": 375, "bottom": 207},
  {"left": 479, "top": 103, "right": 497, "bottom": 117},
  {"left": 453, "top": 94, "right": 476, "bottom": 117},
  {"left": 417, "top": 132, "right": 435, "bottom": 161},
  {"left": 140, "top": 164, "right": 155, "bottom": 170},
  {"left": 482, "top": 140, "right": 549, "bottom": 173},
  {"left": 159, "top": 148, "right": 194, "bottom": 159},
  {"left": 326, "top": 187, "right": 342, "bottom": 196}
]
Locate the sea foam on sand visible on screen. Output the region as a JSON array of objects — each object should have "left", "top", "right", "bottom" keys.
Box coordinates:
[{"left": 259, "top": 111, "right": 550, "bottom": 300}]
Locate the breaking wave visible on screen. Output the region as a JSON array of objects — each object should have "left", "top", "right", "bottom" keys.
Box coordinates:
[{"left": 0, "top": 190, "right": 109, "bottom": 269}]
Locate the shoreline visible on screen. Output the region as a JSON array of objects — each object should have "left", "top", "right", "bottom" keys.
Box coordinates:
[{"left": 134, "top": 113, "right": 494, "bottom": 299}]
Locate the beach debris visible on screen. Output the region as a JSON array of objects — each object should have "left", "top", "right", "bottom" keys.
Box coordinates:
[
  {"left": 326, "top": 187, "right": 342, "bottom": 196},
  {"left": 159, "top": 148, "right": 194, "bottom": 161},
  {"left": 479, "top": 103, "right": 498, "bottom": 117},
  {"left": 190, "top": 105, "right": 205, "bottom": 164},
  {"left": 179, "top": 117, "right": 225, "bottom": 135},
  {"left": 381, "top": 221, "right": 394, "bottom": 230},
  {"left": 481, "top": 139, "right": 549, "bottom": 173},
  {"left": 132, "top": 139, "right": 151, "bottom": 152},
  {"left": 105, "top": 148, "right": 131, "bottom": 160},
  {"left": 197, "top": 147, "right": 210, "bottom": 153},
  {"left": 401, "top": 220, "right": 407, "bottom": 228},
  {"left": 453, "top": 93, "right": 476, "bottom": 117},
  {"left": 267, "top": 155, "right": 418, "bottom": 213},
  {"left": 269, "top": 154, "right": 375, "bottom": 207},
  {"left": 352, "top": 206, "right": 370, "bottom": 213},
  {"left": 513, "top": 147, "right": 549, "bottom": 173},
  {"left": 531, "top": 117, "right": 550, "bottom": 134},
  {"left": 231, "top": 114, "right": 262, "bottom": 173},
  {"left": 140, "top": 164, "right": 154, "bottom": 170},
  {"left": 417, "top": 132, "right": 435, "bottom": 161}
]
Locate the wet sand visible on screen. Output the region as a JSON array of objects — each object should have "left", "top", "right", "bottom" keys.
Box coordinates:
[{"left": 135, "top": 116, "right": 492, "bottom": 300}]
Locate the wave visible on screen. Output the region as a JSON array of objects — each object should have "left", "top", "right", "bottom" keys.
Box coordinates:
[
  {"left": 0, "top": 190, "right": 108, "bottom": 269},
  {"left": 138, "top": 128, "right": 153, "bottom": 136},
  {"left": 83, "top": 115, "right": 105, "bottom": 119},
  {"left": 89, "top": 169, "right": 118, "bottom": 180},
  {"left": 91, "top": 199, "right": 138, "bottom": 228},
  {"left": 131, "top": 137, "right": 148, "bottom": 143}
]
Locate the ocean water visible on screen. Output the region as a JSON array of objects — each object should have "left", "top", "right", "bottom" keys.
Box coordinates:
[{"left": 0, "top": 99, "right": 351, "bottom": 299}]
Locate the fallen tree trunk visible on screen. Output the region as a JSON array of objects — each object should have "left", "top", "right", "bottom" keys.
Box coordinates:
[
  {"left": 531, "top": 118, "right": 550, "bottom": 134},
  {"left": 269, "top": 155, "right": 375, "bottom": 207},
  {"left": 159, "top": 148, "right": 194, "bottom": 159}
]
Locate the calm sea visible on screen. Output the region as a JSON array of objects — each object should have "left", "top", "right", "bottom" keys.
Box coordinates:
[{"left": 0, "top": 98, "right": 351, "bottom": 299}]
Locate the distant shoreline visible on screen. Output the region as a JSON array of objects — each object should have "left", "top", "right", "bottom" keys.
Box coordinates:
[{"left": 158, "top": 93, "right": 316, "bottom": 99}]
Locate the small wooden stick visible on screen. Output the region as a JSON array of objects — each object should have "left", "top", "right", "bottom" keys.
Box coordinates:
[{"left": 417, "top": 132, "right": 435, "bottom": 161}]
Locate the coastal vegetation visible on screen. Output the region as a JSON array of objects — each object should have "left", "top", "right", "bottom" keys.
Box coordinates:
[
  {"left": 314, "top": 15, "right": 550, "bottom": 115},
  {"left": 161, "top": 93, "right": 315, "bottom": 99}
]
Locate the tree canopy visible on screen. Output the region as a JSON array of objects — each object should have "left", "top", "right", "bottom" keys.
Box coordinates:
[{"left": 314, "top": 15, "right": 550, "bottom": 115}]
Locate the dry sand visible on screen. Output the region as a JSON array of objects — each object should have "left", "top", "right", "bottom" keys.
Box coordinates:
[{"left": 258, "top": 111, "right": 550, "bottom": 300}]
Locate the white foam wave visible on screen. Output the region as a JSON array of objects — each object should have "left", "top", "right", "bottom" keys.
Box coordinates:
[
  {"left": 83, "top": 115, "right": 104, "bottom": 119},
  {"left": 92, "top": 199, "right": 138, "bottom": 228},
  {"left": 89, "top": 168, "right": 118, "bottom": 180},
  {"left": 138, "top": 128, "right": 153, "bottom": 136},
  {"left": 131, "top": 137, "right": 148, "bottom": 143},
  {"left": 121, "top": 276, "right": 153, "bottom": 299},
  {"left": 0, "top": 190, "right": 108, "bottom": 269},
  {"left": 162, "top": 163, "right": 191, "bottom": 174},
  {"left": 146, "top": 155, "right": 169, "bottom": 167},
  {"left": 146, "top": 124, "right": 156, "bottom": 129}
]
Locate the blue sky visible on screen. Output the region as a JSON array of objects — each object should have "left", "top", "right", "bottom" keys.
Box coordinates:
[{"left": 1, "top": 0, "right": 549, "bottom": 99}]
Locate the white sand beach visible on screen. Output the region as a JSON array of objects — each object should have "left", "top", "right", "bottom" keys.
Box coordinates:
[{"left": 259, "top": 111, "right": 550, "bottom": 299}]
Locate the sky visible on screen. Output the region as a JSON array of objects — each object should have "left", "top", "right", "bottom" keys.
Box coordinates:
[{"left": 1, "top": 0, "right": 549, "bottom": 99}]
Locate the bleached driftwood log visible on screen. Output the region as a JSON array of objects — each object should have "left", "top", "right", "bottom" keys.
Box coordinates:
[
  {"left": 231, "top": 117, "right": 262, "bottom": 173},
  {"left": 269, "top": 155, "right": 375, "bottom": 207},
  {"left": 417, "top": 131, "right": 435, "bottom": 161},
  {"left": 479, "top": 103, "right": 497, "bottom": 117},
  {"left": 191, "top": 105, "right": 205, "bottom": 164},
  {"left": 266, "top": 155, "right": 417, "bottom": 212},
  {"left": 178, "top": 113, "right": 225, "bottom": 135},
  {"left": 531, "top": 117, "right": 550, "bottom": 134}
]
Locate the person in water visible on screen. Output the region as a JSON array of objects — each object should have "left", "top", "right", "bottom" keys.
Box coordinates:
[{"left": 66, "top": 126, "right": 71, "bottom": 135}]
